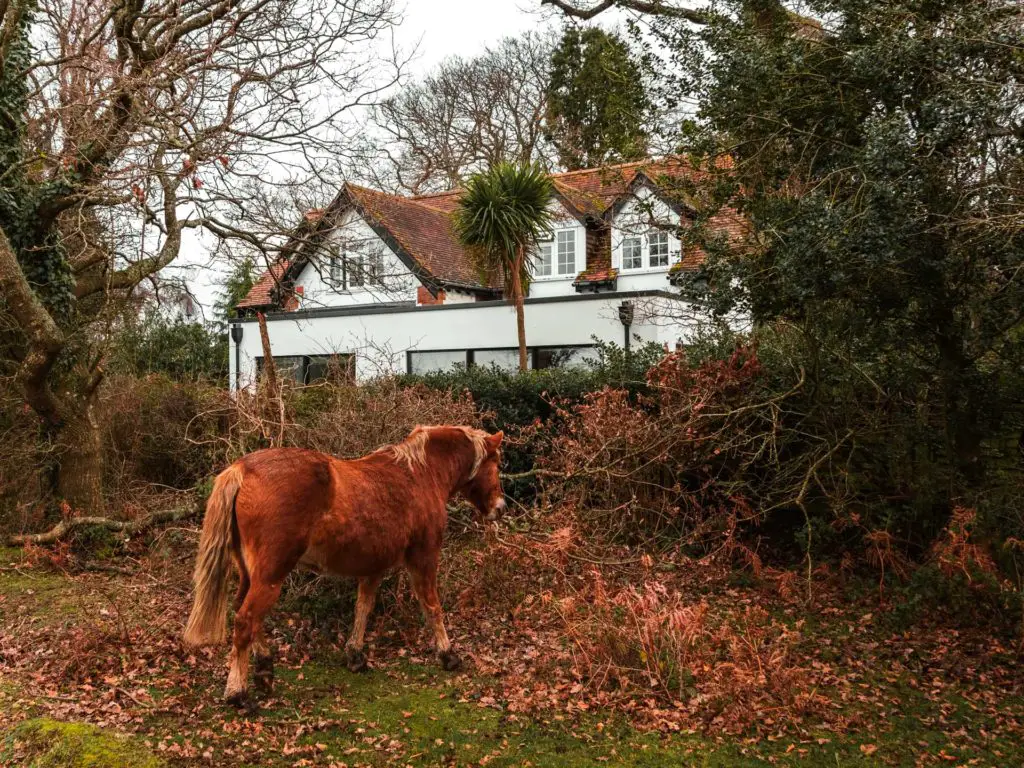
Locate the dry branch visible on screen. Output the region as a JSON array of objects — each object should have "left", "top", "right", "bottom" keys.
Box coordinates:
[{"left": 8, "top": 499, "right": 202, "bottom": 546}]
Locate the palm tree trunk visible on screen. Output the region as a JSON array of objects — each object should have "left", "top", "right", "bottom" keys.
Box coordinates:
[{"left": 512, "top": 246, "right": 528, "bottom": 372}]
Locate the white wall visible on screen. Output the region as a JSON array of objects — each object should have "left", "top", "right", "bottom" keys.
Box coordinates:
[
  {"left": 610, "top": 187, "right": 685, "bottom": 292},
  {"left": 292, "top": 212, "right": 417, "bottom": 309},
  {"left": 232, "top": 293, "right": 702, "bottom": 386}
]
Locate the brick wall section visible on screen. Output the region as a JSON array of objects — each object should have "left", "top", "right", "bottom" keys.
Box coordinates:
[
  {"left": 417, "top": 286, "right": 446, "bottom": 305},
  {"left": 575, "top": 222, "right": 616, "bottom": 285}
]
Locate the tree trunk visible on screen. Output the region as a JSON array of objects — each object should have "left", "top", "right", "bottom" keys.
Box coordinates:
[
  {"left": 512, "top": 246, "right": 528, "bottom": 372},
  {"left": 55, "top": 392, "right": 104, "bottom": 515}
]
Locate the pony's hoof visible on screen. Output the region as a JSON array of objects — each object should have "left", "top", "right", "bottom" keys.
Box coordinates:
[
  {"left": 225, "top": 689, "right": 257, "bottom": 712},
  {"left": 345, "top": 646, "right": 368, "bottom": 673},
  {"left": 438, "top": 649, "right": 462, "bottom": 672},
  {"left": 254, "top": 655, "right": 275, "bottom": 696}
]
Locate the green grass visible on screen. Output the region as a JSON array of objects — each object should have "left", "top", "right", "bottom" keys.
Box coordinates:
[{"left": 0, "top": 719, "right": 166, "bottom": 768}]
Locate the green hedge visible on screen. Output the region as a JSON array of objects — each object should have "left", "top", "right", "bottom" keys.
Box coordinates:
[{"left": 396, "top": 341, "right": 664, "bottom": 501}]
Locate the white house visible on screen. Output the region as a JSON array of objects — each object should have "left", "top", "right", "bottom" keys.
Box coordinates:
[{"left": 230, "top": 157, "right": 744, "bottom": 387}]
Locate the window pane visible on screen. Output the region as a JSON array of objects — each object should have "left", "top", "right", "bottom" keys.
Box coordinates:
[
  {"left": 475, "top": 349, "right": 524, "bottom": 371},
  {"left": 368, "top": 249, "right": 384, "bottom": 285},
  {"left": 409, "top": 350, "right": 467, "bottom": 374},
  {"left": 266, "top": 356, "right": 304, "bottom": 383},
  {"left": 622, "top": 236, "right": 642, "bottom": 270},
  {"left": 305, "top": 354, "right": 354, "bottom": 383},
  {"left": 556, "top": 230, "right": 575, "bottom": 275},
  {"left": 649, "top": 231, "right": 670, "bottom": 267},
  {"left": 535, "top": 241, "right": 552, "bottom": 276},
  {"left": 535, "top": 347, "right": 597, "bottom": 370},
  {"left": 348, "top": 255, "right": 364, "bottom": 287}
]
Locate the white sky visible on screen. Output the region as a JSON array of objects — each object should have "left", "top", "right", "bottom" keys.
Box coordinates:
[{"left": 175, "top": 0, "right": 624, "bottom": 318}]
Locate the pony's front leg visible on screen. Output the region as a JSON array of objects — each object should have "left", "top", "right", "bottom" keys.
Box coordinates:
[
  {"left": 408, "top": 561, "right": 461, "bottom": 671},
  {"left": 345, "top": 575, "right": 382, "bottom": 672}
]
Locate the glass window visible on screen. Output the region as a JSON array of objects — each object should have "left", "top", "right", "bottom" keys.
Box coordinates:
[
  {"left": 535, "top": 240, "right": 553, "bottom": 277},
  {"left": 534, "top": 347, "right": 597, "bottom": 370},
  {"left": 329, "top": 254, "right": 344, "bottom": 287},
  {"left": 255, "top": 355, "right": 304, "bottom": 383},
  {"left": 348, "top": 255, "right": 364, "bottom": 287},
  {"left": 475, "top": 349, "right": 525, "bottom": 371},
  {"left": 649, "top": 231, "right": 670, "bottom": 268},
  {"left": 367, "top": 249, "right": 384, "bottom": 284},
  {"left": 556, "top": 230, "right": 576, "bottom": 275},
  {"left": 409, "top": 350, "right": 467, "bottom": 374},
  {"left": 305, "top": 354, "right": 354, "bottom": 383},
  {"left": 622, "top": 236, "right": 642, "bottom": 270}
]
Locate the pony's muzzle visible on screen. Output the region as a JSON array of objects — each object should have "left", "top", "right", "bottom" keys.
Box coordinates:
[{"left": 485, "top": 498, "right": 506, "bottom": 521}]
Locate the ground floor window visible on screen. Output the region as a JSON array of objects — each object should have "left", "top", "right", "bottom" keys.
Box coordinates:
[
  {"left": 407, "top": 346, "right": 597, "bottom": 375},
  {"left": 256, "top": 353, "right": 354, "bottom": 384}
]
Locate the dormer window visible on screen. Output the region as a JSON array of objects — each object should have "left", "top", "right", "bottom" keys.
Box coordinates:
[
  {"left": 649, "top": 231, "right": 670, "bottom": 267},
  {"left": 535, "top": 228, "right": 577, "bottom": 278},
  {"left": 622, "top": 236, "right": 642, "bottom": 270},
  {"left": 621, "top": 229, "right": 676, "bottom": 271},
  {"left": 536, "top": 238, "right": 553, "bottom": 277},
  {"left": 556, "top": 230, "right": 576, "bottom": 275}
]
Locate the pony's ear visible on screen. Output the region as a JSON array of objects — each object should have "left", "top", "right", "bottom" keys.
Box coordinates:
[{"left": 486, "top": 430, "right": 504, "bottom": 453}]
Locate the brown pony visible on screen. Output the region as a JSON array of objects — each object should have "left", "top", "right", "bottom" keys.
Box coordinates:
[{"left": 183, "top": 425, "right": 505, "bottom": 706}]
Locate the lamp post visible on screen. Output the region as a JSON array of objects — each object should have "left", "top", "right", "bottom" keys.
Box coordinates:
[
  {"left": 618, "top": 300, "right": 634, "bottom": 356},
  {"left": 230, "top": 324, "right": 243, "bottom": 390}
]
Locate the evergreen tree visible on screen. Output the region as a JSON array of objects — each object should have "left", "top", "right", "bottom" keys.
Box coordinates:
[{"left": 544, "top": 28, "right": 651, "bottom": 170}]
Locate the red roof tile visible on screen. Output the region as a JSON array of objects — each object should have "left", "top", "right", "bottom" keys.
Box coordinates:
[
  {"left": 237, "top": 259, "right": 291, "bottom": 308},
  {"left": 346, "top": 184, "right": 490, "bottom": 290}
]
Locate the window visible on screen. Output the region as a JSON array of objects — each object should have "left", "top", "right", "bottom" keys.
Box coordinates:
[
  {"left": 622, "top": 236, "right": 642, "bottom": 270},
  {"left": 305, "top": 354, "right": 355, "bottom": 383},
  {"left": 408, "top": 350, "right": 467, "bottom": 375},
  {"left": 329, "top": 254, "right": 345, "bottom": 287},
  {"left": 535, "top": 239, "right": 553, "bottom": 276},
  {"left": 475, "top": 349, "right": 525, "bottom": 371},
  {"left": 256, "top": 354, "right": 354, "bottom": 384},
  {"left": 556, "top": 229, "right": 576, "bottom": 276},
  {"left": 347, "top": 255, "right": 364, "bottom": 287},
  {"left": 534, "top": 346, "right": 596, "bottom": 370},
  {"left": 348, "top": 248, "right": 385, "bottom": 288},
  {"left": 649, "top": 231, "right": 670, "bottom": 267}
]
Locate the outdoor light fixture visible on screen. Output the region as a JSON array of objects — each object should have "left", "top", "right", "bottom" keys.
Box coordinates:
[
  {"left": 230, "top": 324, "right": 243, "bottom": 389},
  {"left": 618, "top": 300, "right": 634, "bottom": 354}
]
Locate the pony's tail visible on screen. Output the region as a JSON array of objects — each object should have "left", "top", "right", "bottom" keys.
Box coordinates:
[{"left": 183, "top": 463, "right": 245, "bottom": 647}]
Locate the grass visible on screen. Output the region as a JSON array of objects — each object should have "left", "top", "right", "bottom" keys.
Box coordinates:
[
  {"left": 2, "top": 559, "right": 1023, "bottom": 767},
  {"left": 0, "top": 718, "right": 167, "bottom": 767}
]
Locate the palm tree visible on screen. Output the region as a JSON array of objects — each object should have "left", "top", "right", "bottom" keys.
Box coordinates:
[{"left": 454, "top": 163, "right": 555, "bottom": 372}]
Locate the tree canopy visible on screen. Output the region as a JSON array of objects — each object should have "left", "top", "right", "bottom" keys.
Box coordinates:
[{"left": 544, "top": 27, "right": 652, "bottom": 170}]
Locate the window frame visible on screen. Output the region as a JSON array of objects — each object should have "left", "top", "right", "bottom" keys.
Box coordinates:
[{"left": 533, "top": 227, "right": 578, "bottom": 281}]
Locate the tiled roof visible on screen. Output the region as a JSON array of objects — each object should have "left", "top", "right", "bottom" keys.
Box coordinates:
[
  {"left": 345, "top": 184, "right": 491, "bottom": 290},
  {"left": 237, "top": 156, "right": 739, "bottom": 310},
  {"left": 236, "top": 259, "right": 291, "bottom": 308}
]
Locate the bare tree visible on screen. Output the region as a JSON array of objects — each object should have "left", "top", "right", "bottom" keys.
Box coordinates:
[
  {"left": 0, "top": 0, "right": 403, "bottom": 514},
  {"left": 357, "top": 31, "right": 559, "bottom": 195}
]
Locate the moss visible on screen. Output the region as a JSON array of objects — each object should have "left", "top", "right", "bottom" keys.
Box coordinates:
[{"left": 1, "top": 718, "right": 166, "bottom": 768}]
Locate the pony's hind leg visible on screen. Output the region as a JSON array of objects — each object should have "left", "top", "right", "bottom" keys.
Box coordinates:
[
  {"left": 345, "top": 575, "right": 382, "bottom": 672},
  {"left": 252, "top": 624, "right": 274, "bottom": 697},
  {"left": 225, "top": 579, "right": 282, "bottom": 707},
  {"left": 408, "top": 559, "right": 461, "bottom": 671}
]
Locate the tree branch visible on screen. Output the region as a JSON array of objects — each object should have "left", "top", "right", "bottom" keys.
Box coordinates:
[
  {"left": 8, "top": 499, "right": 202, "bottom": 546},
  {"left": 540, "top": 0, "right": 711, "bottom": 24}
]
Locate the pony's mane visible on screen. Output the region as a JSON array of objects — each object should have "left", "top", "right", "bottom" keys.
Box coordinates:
[{"left": 381, "top": 425, "right": 488, "bottom": 478}]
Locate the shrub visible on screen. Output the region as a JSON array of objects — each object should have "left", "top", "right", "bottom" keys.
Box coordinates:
[{"left": 399, "top": 341, "right": 663, "bottom": 500}]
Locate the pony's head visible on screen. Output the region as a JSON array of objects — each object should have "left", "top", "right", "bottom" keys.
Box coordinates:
[{"left": 457, "top": 429, "right": 506, "bottom": 521}]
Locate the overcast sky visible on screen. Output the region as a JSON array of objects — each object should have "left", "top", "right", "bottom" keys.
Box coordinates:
[{"left": 175, "top": 0, "right": 625, "bottom": 317}]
